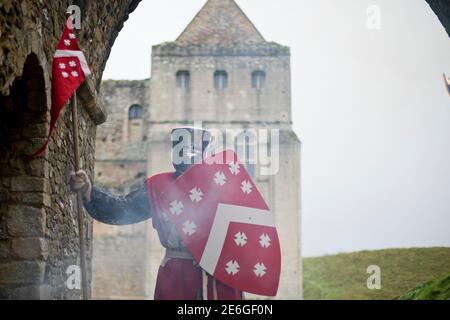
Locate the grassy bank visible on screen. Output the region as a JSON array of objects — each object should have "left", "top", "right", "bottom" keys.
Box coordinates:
[{"left": 303, "top": 247, "right": 450, "bottom": 300}]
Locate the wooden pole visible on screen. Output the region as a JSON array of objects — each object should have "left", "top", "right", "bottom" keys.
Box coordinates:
[{"left": 71, "top": 91, "right": 89, "bottom": 300}]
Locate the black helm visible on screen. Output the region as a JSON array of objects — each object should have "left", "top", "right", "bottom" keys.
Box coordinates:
[{"left": 171, "top": 127, "right": 212, "bottom": 176}]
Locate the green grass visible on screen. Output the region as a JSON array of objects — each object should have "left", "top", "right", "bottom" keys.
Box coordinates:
[
  {"left": 303, "top": 247, "right": 450, "bottom": 300},
  {"left": 399, "top": 274, "right": 450, "bottom": 300}
]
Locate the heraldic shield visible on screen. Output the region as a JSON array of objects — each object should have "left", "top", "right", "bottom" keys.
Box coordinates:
[{"left": 158, "top": 150, "right": 281, "bottom": 296}]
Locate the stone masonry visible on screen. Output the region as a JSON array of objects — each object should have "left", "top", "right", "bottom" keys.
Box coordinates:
[
  {"left": 91, "top": 80, "right": 148, "bottom": 299},
  {"left": 0, "top": 0, "right": 141, "bottom": 299}
]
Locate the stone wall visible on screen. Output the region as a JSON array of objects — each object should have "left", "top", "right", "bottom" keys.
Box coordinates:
[
  {"left": 92, "top": 80, "right": 149, "bottom": 299},
  {"left": 96, "top": 80, "right": 149, "bottom": 164},
  {"left": 0, "top": 0, "right": 141, "bottom": 299},
  {"left": 92, "top": 223, "right": 148, "bottom": 300},
  {"left": 426, "top": 0, "right": 450, "bottom": 37},
  {"left": 93, "top": 80, "right": 148, "bottom": 191},
  {"left": 149, "top": 47, "right": 292, "bottom": 125},
  {"left": 0, "top": 0, "right": 141, "bottom": 95},
  {"left": 0, "top": 53, "right": 96, "bottom": 300}
]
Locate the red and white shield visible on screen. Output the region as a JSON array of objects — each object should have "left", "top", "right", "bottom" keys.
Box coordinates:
[{"left": 158, "top": 150, "right": 281, "bottom": 296}]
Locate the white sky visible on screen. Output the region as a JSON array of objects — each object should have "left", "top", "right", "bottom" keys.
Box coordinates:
[{"left": 102, "top": 0, "right": 450, "bottom": 257}]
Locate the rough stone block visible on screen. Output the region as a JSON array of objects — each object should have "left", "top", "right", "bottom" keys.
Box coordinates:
[
  {"left": 12, "top": 139, "right": 47, "bottom": 157},
  {"left": 0, "top": 240, "right": 9, "bottom": 259},
  {"left": 0, "top": 223, "right": 6, "bottom": 240},
  {"left": 0, "top": 160, "right": 25, "bottom": 177},
  {"left": 11, "top": 238, "right": 48, "bottom": 260},
  {"left": 6, "top": 205, "right": 46, "bottom": 237},
  {"left": 27, "top": 158, "right": 49, "bottom": 177},
  {"left": 11, "top": 177, "right": 48, "bottom": 192},
  {"left": 10, "top": 284, "right": 52, "bottom": 300},
  {"left": 0, "top": 261, "right": 45, "bottom": 285},
  {"left": 1, "top": 178, "right": 10, "bottom": 188},
  {"left": 0, "top": 285, "right": 9, "bottom": 299},
  {"left": 21, "top": 192, "right": 51, "bottom": 207},
  {"left": 22, "top": 123, "right": 49, "bottom": 139}
]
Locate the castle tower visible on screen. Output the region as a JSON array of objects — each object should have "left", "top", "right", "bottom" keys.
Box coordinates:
[
  {"left": 93, "top": 0, "right": 301, "bottom": 299},
  {"left": 146, "top": 0, "right": 301, "bottom": 299}
]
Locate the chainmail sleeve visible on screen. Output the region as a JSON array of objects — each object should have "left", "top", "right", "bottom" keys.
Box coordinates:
[{"left": 83, "top": 185, "right": 151, "bottom": 225}]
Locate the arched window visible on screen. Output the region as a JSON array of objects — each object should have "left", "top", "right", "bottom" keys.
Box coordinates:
[
  {"left": 252, "top": 70, "right": 266, "bottom": 90},
  {"left": 214, "top": 70, "right": 228, "bottom": 90},
  {"left": 176, "top": 70, "right": 190, "bottom": 90},
  {"left": 128, "top": 104, "right": 143, "bottom": 120}
]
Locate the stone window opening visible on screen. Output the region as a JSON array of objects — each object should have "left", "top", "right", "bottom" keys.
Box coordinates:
[
  {"left": 128, "top": 104, "right": 143, "bottom": 142},
  {"left": 214, "top": 70, "right": 228, "bottom": 90},
  {"left": 252, "top": 70, "right": 266, "bottom": 90},
  {"left": 176, "top": 70, "right": 191, "bottom": 90},
  {"left": 128, "top": 104, "right": 143, "bottom": 120}
]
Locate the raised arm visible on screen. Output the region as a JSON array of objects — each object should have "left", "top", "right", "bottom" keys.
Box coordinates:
[{"left": 70, "top": 170, "right": 151, "bottom": 225}]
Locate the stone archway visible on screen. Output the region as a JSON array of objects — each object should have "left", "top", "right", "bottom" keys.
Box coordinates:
[
  {"left": 426, "top": 1, "right": 450, "bottom": 37},
  {"left": 0, "top": 1, "right": 142, "bottom": 299},
  {"left": 0, "top": 53, "right": 51, "bottom": 299}
]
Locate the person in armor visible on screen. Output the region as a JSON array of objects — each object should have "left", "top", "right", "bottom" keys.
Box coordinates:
[{"left": 69, "top": 127, "right": 243, "bottom": 300}]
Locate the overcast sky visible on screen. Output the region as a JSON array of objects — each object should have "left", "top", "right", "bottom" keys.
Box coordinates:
[{"left": 102, "top": 0, "right": 450, "bottom": 257}]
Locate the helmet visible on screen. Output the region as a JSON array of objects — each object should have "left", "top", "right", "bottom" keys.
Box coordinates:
[{"left": 171, "top": 127, "right": 212, "bottom": 176}]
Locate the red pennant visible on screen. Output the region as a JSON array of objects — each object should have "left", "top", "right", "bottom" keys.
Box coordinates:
[{"left": 30, "top": 24, "right": 91, "bottom": 158}]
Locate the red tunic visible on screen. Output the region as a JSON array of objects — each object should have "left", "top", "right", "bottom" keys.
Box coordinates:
[{"left": 146, "top": 173, "right": 242, "bottom": 300}]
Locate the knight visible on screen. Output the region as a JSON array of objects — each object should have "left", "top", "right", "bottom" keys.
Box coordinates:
[{"left": 69, "top": 127, "right": 243, "bottom": 300}]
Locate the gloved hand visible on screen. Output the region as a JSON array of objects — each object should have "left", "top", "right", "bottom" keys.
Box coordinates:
[{"left": 69, "top": 170, "right": 92, "bottom": 202}]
